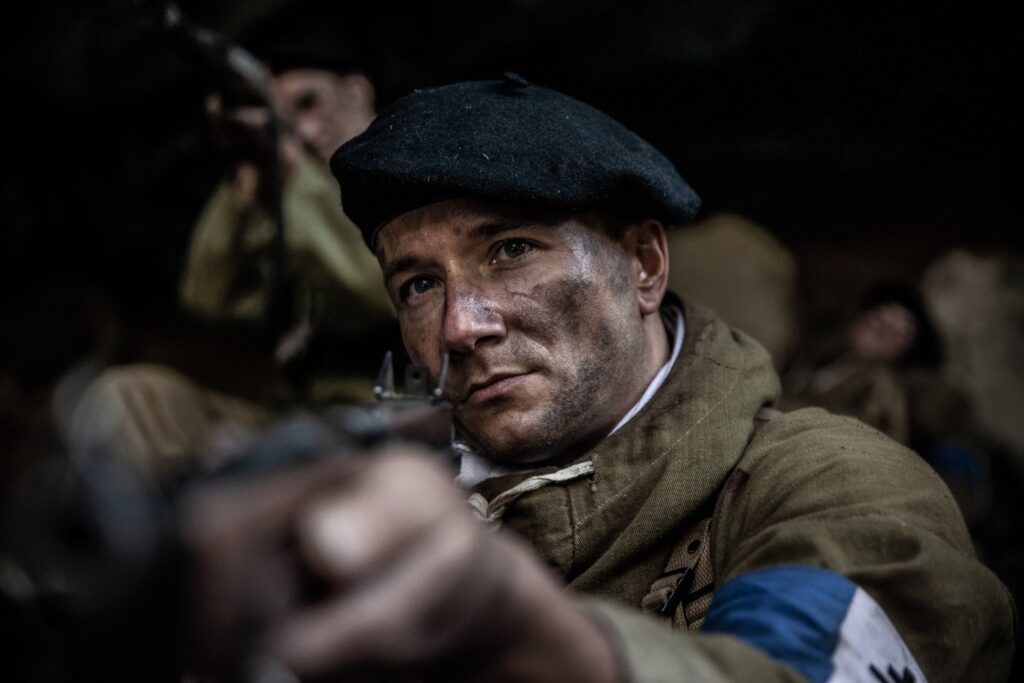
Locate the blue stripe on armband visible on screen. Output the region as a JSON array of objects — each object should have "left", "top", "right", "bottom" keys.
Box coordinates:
[{"left": 702, "top": 565, "right": 925, "bottom": 683}]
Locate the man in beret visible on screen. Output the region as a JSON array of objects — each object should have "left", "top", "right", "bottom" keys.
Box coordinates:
[{"left": 217, "top": 76, "right": 1014, "bottom": 682}]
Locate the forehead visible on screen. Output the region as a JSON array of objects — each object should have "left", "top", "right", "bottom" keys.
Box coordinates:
[
  {"left": 375, "top": 199, "right": 571, "bottom": 258},
  {"left": 273, "top": 68, "right": 338, "bottom": 97}
]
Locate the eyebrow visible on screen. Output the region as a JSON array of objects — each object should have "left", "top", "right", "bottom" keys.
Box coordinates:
[
  {"left": 468, "top": 219, "right": 533, "bottom": 239},
  {"left": 383, "top": 255, "right": 428, "bottom": 284}
]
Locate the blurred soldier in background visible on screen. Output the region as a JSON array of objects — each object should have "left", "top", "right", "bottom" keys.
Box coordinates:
[
  {"left": 779, "top": 281, "right": 1000, "bottom": 520},
  {"left": 58, "top": 27, "right": 396, "bottom": 482},
  {"left": 922, "top": 249, "right": 1024, "bottom": 465},
  {"left": 921, "top": 249, "right": 1024, "bottom": 634},
  {"left": 781, "top": 282, "right": 944, "bottom": 447},
  {"left": 180, "top": 27, "right": 393, "bottom": 387},
  {"left": 181, "top": 30, "right": 392, "bottom": 359}
]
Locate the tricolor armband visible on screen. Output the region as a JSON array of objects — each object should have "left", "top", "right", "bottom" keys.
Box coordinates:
[{"left": 702, "top": 565, "right": 926, "bottom": 683}]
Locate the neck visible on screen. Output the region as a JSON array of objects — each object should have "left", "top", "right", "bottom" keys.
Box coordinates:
[{"left": 642, "top": 308, "right": 671, "bottom": 382}]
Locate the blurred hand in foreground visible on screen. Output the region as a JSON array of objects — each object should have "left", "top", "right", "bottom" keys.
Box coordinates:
[{"left": 183, "top": 446, "right": 620, "bottom": 682}]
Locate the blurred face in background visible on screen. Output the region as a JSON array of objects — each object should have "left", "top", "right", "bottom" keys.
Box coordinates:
[
  {"left": 272, "top": 68, "right": 375, "bottom": 163},
  {"left": 849, "top": 302, "right": 918, "bottom": 363}
]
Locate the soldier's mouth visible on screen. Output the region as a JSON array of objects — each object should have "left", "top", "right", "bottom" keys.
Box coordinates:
[{"left": 463, "top": 372, "right": 535, "bottom": 406}]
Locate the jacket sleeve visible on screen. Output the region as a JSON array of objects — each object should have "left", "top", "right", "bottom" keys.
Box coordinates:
[
  {"left": 582, "top": 596, "right": 809, "bottom": 682},
  {"left": 579, "top": 408, "right": 1016, "bottom": 683},
  {"left": 179, "top": 178, "right": 268, "bottom": 321},
  {"left": 180, "top": 154, "right": 393, "bottom": 334}
]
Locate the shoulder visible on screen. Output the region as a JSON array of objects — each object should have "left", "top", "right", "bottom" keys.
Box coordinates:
[
  {"left": 711, "top": 406, "right": 978, "bottom": 579},
  {"left": 734, "top": 407, "right": 964, "bottom": 544},
  {"left": 706, "top": 408, "right": 1016, "bottom": 682}
]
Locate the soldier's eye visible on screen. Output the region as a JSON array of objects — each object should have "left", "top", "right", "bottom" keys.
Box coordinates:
[
  {"left": 493, "top": 239, "right": 532, "bottom": 263},
  {"left": 400, "top": 276, "right": 438, "bottom": 301},
  {"left": 295, "top": 91, "right": 319, "bottom": 112}
]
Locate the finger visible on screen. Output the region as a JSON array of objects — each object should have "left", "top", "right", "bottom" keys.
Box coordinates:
[
  {"left": 267, "top": 508, "right": 499, "bottom": 676},
  {"left": 205, "top": 92, "right": 223, "bottom": 118},
  {"left": 226, "top": 105, "right": 273, "bottom": 129},
  {"left": 180, "top": 453, "right": 362, "bottom": 546},
  {"left": 181, "top": 453, "right": 362, "bottom": 625},
  {"left": 295, "top": 447, "right": 462, "bottom": 584},
  {"left": 180, "top": 455, "right": 363, "bottom": 671}
]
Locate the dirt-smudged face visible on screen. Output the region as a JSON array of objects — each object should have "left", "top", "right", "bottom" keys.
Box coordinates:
[{"left": 376, "top": 199, "right": 665, "bottom": 464}]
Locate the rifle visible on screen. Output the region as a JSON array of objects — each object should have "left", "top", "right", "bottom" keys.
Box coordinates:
[
  {"left": 1, "top": 353, "right": 452, "bottom": 681},
  {"left": 159, "top": 1, "right": 294, "bottom": 345}
]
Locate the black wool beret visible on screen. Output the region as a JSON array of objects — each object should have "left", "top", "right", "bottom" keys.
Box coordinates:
[{"left": 330, "top": 73, "right": 701, "bottom": 250}]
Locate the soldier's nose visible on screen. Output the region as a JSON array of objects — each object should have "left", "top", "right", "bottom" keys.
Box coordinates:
[{"left": 442, "top": 285, "right": 506, "bottom": 353}]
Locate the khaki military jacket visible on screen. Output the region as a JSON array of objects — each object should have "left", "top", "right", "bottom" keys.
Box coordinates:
[
  {"left": 180, "top": 152, "right": 393, "bottom": 338},
  {"left": 468, "top": 301, "right": 1015, "bottom": 682}
]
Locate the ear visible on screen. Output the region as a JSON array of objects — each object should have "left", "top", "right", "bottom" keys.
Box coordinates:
[
  {"left": 337, "top": 72, "right": 376, "bottom": 112},
  {"left": 622, "top": 219, "right": 669, "bottom": 315}
]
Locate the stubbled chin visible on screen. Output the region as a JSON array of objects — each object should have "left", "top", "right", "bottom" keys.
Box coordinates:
[{"left": 455, "top": 406, "right": 561, "bottom": 464}]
